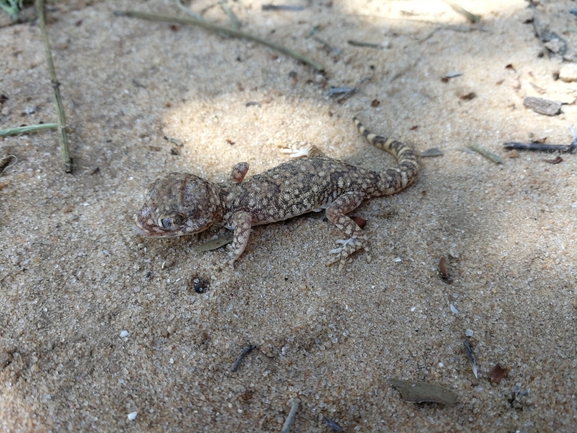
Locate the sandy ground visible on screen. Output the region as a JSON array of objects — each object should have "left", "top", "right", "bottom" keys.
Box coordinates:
[{"left": 1, "top": 0, "right": 577, "bottom": 431}]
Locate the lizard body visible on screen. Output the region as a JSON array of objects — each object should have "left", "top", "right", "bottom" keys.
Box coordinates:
[{"left": 134, "top": 117, "right": 419, "bottom": 269}]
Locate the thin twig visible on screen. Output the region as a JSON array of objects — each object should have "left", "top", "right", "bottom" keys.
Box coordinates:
[
  {"left": 280, "top": 398, "right": 300, "bottom": 433},
  {"left": 347, "top": 39, "right": 381, "bottom": 49},
  {"left": 0, "top": 123, "right": 58, "bottom": 136},
  {"left": 114, "top": 10, "right": 324, "bottom": 72},
  {"left": 463, "top": 339, "right": 478, "bottom": 379},
  {"left": 36, "top": 0, "right": 72, "bottom": 173},
  {"left": 504, "top": 142, "right": 577, "bottom": 153},
  {"left": 231, "top": 344, "right": 256, "bottom": 372}
]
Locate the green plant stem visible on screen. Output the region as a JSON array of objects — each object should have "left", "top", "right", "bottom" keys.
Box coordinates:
[
  {"left": 0, "top": 123, "right": 58, "bottom": 136},
  {"left": 114, "top": 9, "right": 324, "bottom": 72},
  {"left": 36, "top": 0, "right": 73, "bottom": 172}
]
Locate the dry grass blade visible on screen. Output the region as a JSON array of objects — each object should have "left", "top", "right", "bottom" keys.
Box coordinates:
[{"left": 115, "top": 10, "right": 324, "bottom": 72}]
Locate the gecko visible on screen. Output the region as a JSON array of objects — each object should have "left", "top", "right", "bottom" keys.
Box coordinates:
[{"left": 134, "top": 117, "right": 419, "bottom": 269}]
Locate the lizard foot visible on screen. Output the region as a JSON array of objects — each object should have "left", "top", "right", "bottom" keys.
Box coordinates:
[{"left": 327, "top": 237, "right": 369, "bottom": 270}]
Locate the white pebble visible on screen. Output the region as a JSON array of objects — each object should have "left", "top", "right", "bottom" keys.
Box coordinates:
[
  {"left": 465, "top": 329, "right": 474, "bottom": 337},
  {"left": 450, "top": 304, "right": 459, "bottom": 314},
  {"left": 127, "top": 412, "right": 137, "bottom": 421},
  {"left": 119, "top": 330, "right": 129, "bottom": 338},
  {"left": 394, "top": 257, "right": 402, "bottom": 262}
]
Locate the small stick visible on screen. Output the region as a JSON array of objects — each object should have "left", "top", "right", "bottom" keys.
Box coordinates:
[
  {"left": 0, "top": 123, "right": 58, "bottom": 136},
  {"left": 280, "top": 398, "right": 300, "bottom": 433},
  {"left": 262, "top": 4, "right": 305, "bottom": 11},
  {"left": 347, "top": 39, "right": 381, "bottom": 49},
  {"left": 467, "top": 143, "right": 503, "bottom": 164},
  {"left": 463, "top": 339, "right": 478, "bottom": 379},
  {"left": 115, "top": 10, "right": 324, "bottom": 72},
  {"left": 504, "top": 142, "right": 577, "bottom": 153},
  {"left": 36, "top": 0, "right": 72, "bottom": 173},
  {"left": 231, "top": 344, "right": 256, "bottom": 372}
]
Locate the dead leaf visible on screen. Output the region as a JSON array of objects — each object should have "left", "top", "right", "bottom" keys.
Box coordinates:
[
  {"left": 389, "top": 379, "right": 458, "bottom": 405},
  {"left": 194, "top": 232, "right": 234, "bottom": 252}
]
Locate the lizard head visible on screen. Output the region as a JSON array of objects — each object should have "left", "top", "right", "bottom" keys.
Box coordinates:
[{"left": 134, "top": 173, "right": 222, "bottom": 238}]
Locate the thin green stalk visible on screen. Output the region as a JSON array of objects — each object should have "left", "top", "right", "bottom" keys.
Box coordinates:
[
  {"left": 114, "top": 9, "right": 324, "bottom": 72},
  {"left": 36, "top": 0, "right": 73, "bottom": 172},
  {"left": 0, "top": 123, "right": 58, "bottom": 136}
]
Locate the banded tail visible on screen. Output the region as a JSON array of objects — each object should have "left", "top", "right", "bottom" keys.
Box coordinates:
[{"left": 353, "top": 116, "right": 419, "bottom": 195}]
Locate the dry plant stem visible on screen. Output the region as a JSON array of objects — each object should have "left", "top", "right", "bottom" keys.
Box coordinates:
[
  {"left": 0, "top": 123, "right": 58, "bottom": 136},
  {"left": 36, "top": 0, "right": 72, "bottom": 173},
  {"left": 219, "top": 0, "right": 240, "bottom": 31},
  {"left": 280, "top": 398, "right": 300, "bottom": 433},
  {"left": 174, "top": 0, "right": 203, "bottom": 21},
  {"left": 115, "top": 10, "right": 324, "bottom": 72},
  {"left": 174, "top": 0, "right": 229, "bottom": 38}
]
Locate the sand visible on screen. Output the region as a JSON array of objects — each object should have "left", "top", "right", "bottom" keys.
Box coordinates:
[{"left": 1, "top": 0, "right": 576, "bottom": 431}]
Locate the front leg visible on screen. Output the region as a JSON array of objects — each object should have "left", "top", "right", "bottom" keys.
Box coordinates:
[
  {"left": 227, "top": 211, "right": 253, "bottom": 265},
  {"left": 325, "top": 191, "right": 368, "bottom": 270}
]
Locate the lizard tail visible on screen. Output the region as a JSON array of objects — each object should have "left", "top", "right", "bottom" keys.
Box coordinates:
[{"left": 353, "top": 116, "right": 419, "bottom": 195}]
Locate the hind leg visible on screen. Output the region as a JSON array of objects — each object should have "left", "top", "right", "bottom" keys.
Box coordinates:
[{"left": 325, "top": 191, "right": 369, "bottom": 270}]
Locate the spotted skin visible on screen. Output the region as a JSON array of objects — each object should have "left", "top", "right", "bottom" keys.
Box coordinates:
[{"left": 134, "top": 117, "right": 419, "bottom": 269}]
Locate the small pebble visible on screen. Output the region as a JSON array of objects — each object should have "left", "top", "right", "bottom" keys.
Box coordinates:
[
  {"left": 127, "top": 412, "right": 137, "bottom": 421},
  {"left": 465, "top": 329, "right": 474, "bottom": 337},
  {"left": 559, "top": 63, "right": 577, "bottom": 82},
  {"left": 120, "top": 330, "right": 129, "bottom": 338},
  {"left": 450, "top": 304, "right": 459, "bottom": 314},
  {"left": 191, "top": 277, "right": 207, "bottom": 293}
]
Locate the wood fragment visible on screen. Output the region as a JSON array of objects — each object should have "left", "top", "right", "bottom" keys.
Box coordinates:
[
  {"left": 36, "top": 0, "right": 73, "bottom": 173},
  {"left": 463, "top": 339, "right": 478, "bottom": 379},
  {"left": 262, "top": 4, "right": 305, "bottom": 11},
  {"left": 467, "top": 143, "right": 503, "bottom": 164},
  {"left": 231, "top": 344, "right": 256, "bottom": 372},
  {"left": 459, "top": 91, "right": 476, "bottom": 100},
  {"left": 419, "top": 148, "right": 443, "bottom": 157},
  {"left": 441, "top": 71, "right": 462, "bottom": 82},
  {"left": 503, "top": 142, "right": 577, "bottom": 153},
  {"left": 280, "top": 398, "right": 300, "bottom": 433},
  {"left": 389, "top": 379, "right": 458, "bottom": 405},
  {"left": 323, "top": 416, "right": 343, "bottom": 432},
  {"left": 438, "top": 257, "right": 452, "bottom": 283},
  {"left": 347, "top": 39, "right": 381, "bottom": 49},
  {"left": 164, "top": 136, "right": 183, "bottom": 146},
  {"left": 115, "top": 10, "right": 324, "bottom": 71},
  {"left": 542, "top": 156, "right": 563, "bottom": 164},
  {"left": 523, "top": 96, "right": 561, "bottom": 116}
]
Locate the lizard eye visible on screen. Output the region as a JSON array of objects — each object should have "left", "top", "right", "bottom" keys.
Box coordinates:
[{"left": 157, "top": 213, "right": 185, "bottom": 230}]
